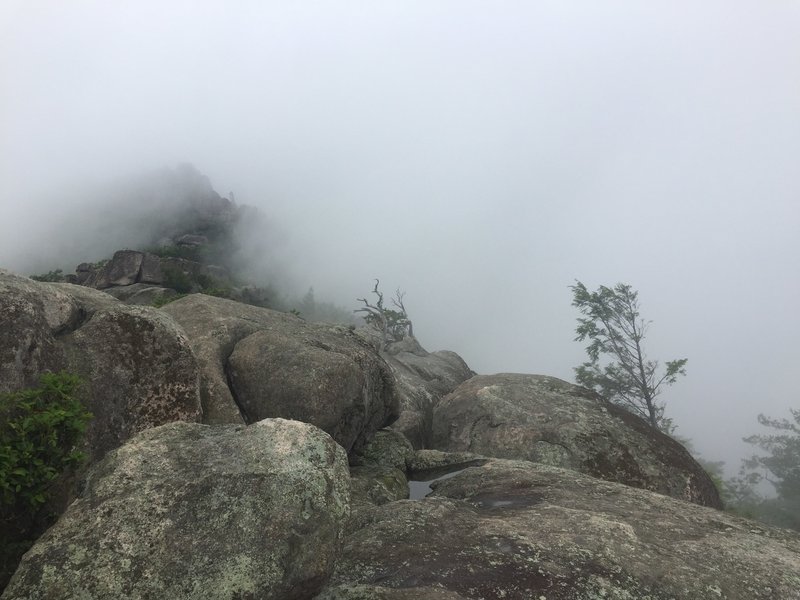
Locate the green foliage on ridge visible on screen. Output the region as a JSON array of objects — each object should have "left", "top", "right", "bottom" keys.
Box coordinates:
[
  {"left": 0, "top": 372, "right": 92, "bottom": 513},
  {"left": 724, "top": 409, "right": 800, "bottom": 530},
  {"left": 29, "top": 269, "right": 66, "bottom": 282},
  {"left": 0, "top": 372, "right": 92, "bottom": 588}
]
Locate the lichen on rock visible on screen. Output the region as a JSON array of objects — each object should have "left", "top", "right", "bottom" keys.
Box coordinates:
[{"left": 2, "top": 419, "right": 351, "bottom": 600}]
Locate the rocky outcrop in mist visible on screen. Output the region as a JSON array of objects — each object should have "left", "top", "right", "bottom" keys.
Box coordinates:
[
  {"left": 2, "top": 170, "right": 799, "bottom": 598},
  {"left": 433, "top": 373, "right": 721, "bottom": 508}
]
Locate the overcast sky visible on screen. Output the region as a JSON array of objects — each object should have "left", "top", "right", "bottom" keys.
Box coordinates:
[{"left": 2, "top": 1, "right": 799, "bottom": 473}]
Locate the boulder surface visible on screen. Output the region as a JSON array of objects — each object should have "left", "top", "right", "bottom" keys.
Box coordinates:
[
  {"left": 0, "top": 270, "right": 202, "bottom": 463},
  {"left": 356, "top": 330, "right": 473, "bottom": 449},
  {"left": 321, "top": 459, "right": 800, "bottom": 599},
  {"left": 433, "top": 373, "right": 721, "bottom": 507},
  {"left": 3, "top": 419, "right": 351, "bottom": 600},
  {"left": 164, "top": 294, "right": 398, "bottom": 453},
  {"left": 63, "top": 303, "right": 202, "bottom": 462}
]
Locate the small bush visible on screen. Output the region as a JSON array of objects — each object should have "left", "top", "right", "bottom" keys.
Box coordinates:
[
  {"left": 161, "top": 266, "right": 193, "bottom": 294},
  {"left": 0, "top": 372, "right": 92, "bottom": 590},
  {"left": 0, "top": 372, "right": 92, "bottom": 514},
  {"left": 152, "top": 293, "right": 187, "bottom": 308},
  {"left": 29, "top": 269, "right": 65, "bottom": 283},
  {"left": 194, "top": 273, "right": 213, "bottom": 290},
  {"left": 204, "top": 286, "right": 233, "bottom": 299},
  {"left": 146, "top": 244, "right": 201, "bottom": 261}
]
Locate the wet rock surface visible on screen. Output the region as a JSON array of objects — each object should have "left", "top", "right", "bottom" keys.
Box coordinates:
[
  {"left": 315, "top": 584, "right": 468, "bottom": 599},
  {"left": 322, "top": 459, "right": 800, "bottom": 600},
  {"left": 433, "top": 373, "right": 721, "bottom": 507}
]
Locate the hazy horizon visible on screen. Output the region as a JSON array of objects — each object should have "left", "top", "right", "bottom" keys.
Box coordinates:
[{"left": 2, "top": 1, "right": 799, "bottom": 479}]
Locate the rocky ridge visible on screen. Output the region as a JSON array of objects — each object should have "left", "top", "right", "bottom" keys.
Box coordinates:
[
  {"left": 3, "top": 172, "right": 798, "bottom": 598},
  {"left": 4, "top": 269, "right": 797, "bottom": 599},
  {"left": 433, "top": 373, "right": 721, "bottom": 508},
  {"left": 322, "top": 458, "right": 800, "bottom": 599}
]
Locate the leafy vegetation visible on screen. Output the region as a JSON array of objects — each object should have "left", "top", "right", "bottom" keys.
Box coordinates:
[
  {"left": 152, "top": 293, "right": 188, "bottom": 308},
  {"left": 90, "top": 258, "right": 109, "bottom": 270},
  {"left": 161, "top": 265, "right": 194, "bottom": 294},
  {"left": 570, "top": 281, "right": 687, "bottom": 432},
  {"left": 0, "top": 372, "right": 92, "bottom": 588},
  {"left": 29, "top": 269, "right": 66, "bottom": 282},
  {"left": 145, "top": 244, "right": 203, "bottom": 261},
  {"left": 0, "top": 372, "right": 91, "bottom": 513},
  {"left": 723, "top": 409, "right": 800, "bottom": 530}
]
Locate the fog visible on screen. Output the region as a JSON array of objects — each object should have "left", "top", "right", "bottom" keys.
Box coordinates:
[{"left": 2, "top": 1, "right": 799, "bottom": 473}]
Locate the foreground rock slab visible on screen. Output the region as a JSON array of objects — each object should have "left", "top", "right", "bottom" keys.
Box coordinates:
[
  {"left": 316, "top": 584, "right": 467, "bottom": 599},
  {"left": 433, "top": 373, "right": 721, "bottom": 507},
  {"left": 3, "top": 419, "right": 350, "bottom": 600},
  {"left": 322, "top": 459, "right": 800, "bottom": 599}
]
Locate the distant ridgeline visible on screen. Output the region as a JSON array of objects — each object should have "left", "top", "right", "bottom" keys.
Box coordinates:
[
  {"left": 29, "top": 165, "right": 352, "bottom": 323},
  {"left": 32, "top": 181, "right": 275, "bottom": 308}
]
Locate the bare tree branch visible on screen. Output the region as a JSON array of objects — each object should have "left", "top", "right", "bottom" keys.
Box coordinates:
[{"left": 355, "top": 279, "right": 414, "bottom": 349}]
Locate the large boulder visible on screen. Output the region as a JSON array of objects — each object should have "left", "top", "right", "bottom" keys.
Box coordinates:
[
  {"left": 69, "top": 249, "right": 229, "bottom": 295},
  {"left": 350, "top": 429, "right": 415, "bottom": 472},
  {"left": 162, "top": 294, "right": 285, "bottom": 424},
  {"left": 3, "top": 419, "right": 351, "bottom": 600},
  {"left": 321, "top": 459, "right": 800, "bottom": 599},
  {"left": 163, "top": 294, "right": 399, "bottom": 453},
  {"left": 357, "top": 330, "right": 473, "bottom": 449},
  {"left": 63, "top": 303, "right": 202, "bottom": 462},
  {"left": 0, "top": 270, "right": 69, "bottom": 391},
  {"left": 432, "top": 373, "right": 721, "bottom": 507},
  {"left": 0, "top": 270, "right": 202, "bottom": 464},
  {"left": 76, "top": 250, "right": 164, "bottom": 289}
]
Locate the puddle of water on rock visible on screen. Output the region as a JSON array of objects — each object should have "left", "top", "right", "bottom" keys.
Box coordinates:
[
  {"left": 483, "top": 499, "right": 514, "bottom": 507},
  {"left": 470, "top": 492, "right": 545, "bottom": 510},
  {"left": 408, "top": 467, "right": 472, "bottom": 500}
]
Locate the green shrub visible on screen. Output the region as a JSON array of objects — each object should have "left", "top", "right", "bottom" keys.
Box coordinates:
[
  {"left": 145, "top": 244, "right": 200, "bottom": 262},
  {"left": 161, "top": 266, "right": 193, "bottom": 294},
  {"left": 0, "top": 372, "right": 92, "bottom": 514},
  {"left": 194, "top": 273, "right": 216, "bottom": 290},
  {"left": 204, "top": 286, "right": 232, "bottom": 299},
  {"left": 152, "top": 293, "right": 187, "bottom": 308},
  {"left": 29, "top": 269, "right": 65, "bottom": 282},
  {"left": 0, "top": 372, "right": 92, "bottom": 590}
]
